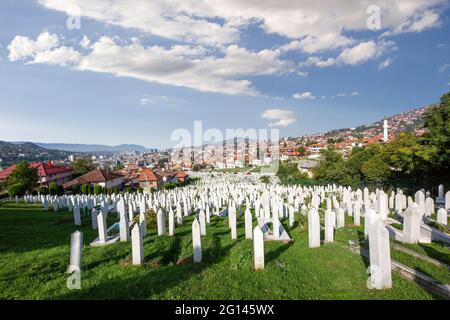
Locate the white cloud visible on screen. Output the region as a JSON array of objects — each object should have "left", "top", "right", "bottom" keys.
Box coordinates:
[
  {"left": 336, "top": 91, "right": 361, "bottom": 97},
  {"left": 38, "top": 0, "right": 446, "bottom": 49},
  {"left": 293, "top": 91, "right": 316, "bottom": 100},
  {"left": 279, "top": 34, "right": 354, "bottom": 54},
  {"left": 337, "top": 40, "right": 396, "bottom": 66},
  {"left": 261, "top": 109, "right": 296, "bottom": 127},
  {"left": 8, "top": 31, "right": 59, "bottom": 61},
  {"left": 8, "top": 32, "right": 80, "bottom": 66},
  {"left": 378, "top": 57, "right": 395, "bottom": 70},
  {"left": 300, "top": 40, "right": 396, "bottom": 68},
  {"left": 301, "top": 56, "right": 335, "bottom": 68},
  {"left": 7, "top": 32, "right": 296, "bottom": 96},
  {"left": 80, "top": 35, "right": 91, "bottom": 49},
  {"left": 382, "top": 9, "right": 442, "bottom": 37}
]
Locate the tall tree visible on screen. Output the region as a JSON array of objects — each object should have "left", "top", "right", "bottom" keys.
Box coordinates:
[
  {"left": 6, "top": 161, "right": 39, "bottom": 197},
  {"left": 71, "top": 159, "right": 95, "bottom": 177}
]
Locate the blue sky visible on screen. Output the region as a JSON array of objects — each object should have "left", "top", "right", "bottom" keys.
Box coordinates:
[{"left": 0, "top": 0, "right": 449, "bottom": 149}]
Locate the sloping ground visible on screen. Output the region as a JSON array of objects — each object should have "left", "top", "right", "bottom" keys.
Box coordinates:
[{"left": 0, "top": 202, "right": 447, "bottom": 300}]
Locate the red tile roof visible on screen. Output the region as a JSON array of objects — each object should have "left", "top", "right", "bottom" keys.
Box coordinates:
[
  {"left": 139, "top": 168, "right": 160, "bottom": 182},
  {"left": 63, "top": 169, "right": 122, "bottom": 189},
  {"left": 0, "top": 161, "right": 71, "bottom": 180},
  {"left": 175, "top": 171, "right": 189, "bottom": 178}
]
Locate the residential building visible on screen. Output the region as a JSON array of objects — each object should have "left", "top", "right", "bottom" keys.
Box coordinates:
[
  {"left": 0, "top": 161, "right": 72, "bottom": 186},
  {"left": 63, "top": 169, "right": 124, "bottom": 190}
]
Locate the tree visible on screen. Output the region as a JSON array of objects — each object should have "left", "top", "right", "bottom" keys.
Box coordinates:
[
  {"left": 6, "top": 161, "right": 39, "bottom": 197},
  {"left": 420, "top": 92, "right": 450, "bottom": 182},
  {"left": 38, "top": 186, "right": 49, "bottom": 195},
  {"left": 81, "top": 184, "right": 89, "bottom": 195},
  {"left": 113, "top": 163, "right": 125, "bottom": 171},
  {"left": 361, "top": 155, "right": 391, "bottom": 183},
  {"left": 297, "top": 146, "right": 307, "bottom": 156},
  {"left": 71, "top": 159, "right": 95, "bottom": 177},
  {"left": 157, "top": 158, "right": 169, "bottom": 168},
  {"left": 93, "top": 184, "right": 104, "bottom": 195},
  {"left": 49, "top": 182, "right": 59, "bottom": 196}
]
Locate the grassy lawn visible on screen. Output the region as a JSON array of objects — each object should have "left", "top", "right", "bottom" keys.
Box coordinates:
[{"left": 0, "top": 202, "right": 447, "bottom": 300}]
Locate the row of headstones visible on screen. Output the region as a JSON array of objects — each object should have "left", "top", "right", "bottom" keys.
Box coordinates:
[{"left": 66, "top": 179, "right": 447, "bottom": 290}]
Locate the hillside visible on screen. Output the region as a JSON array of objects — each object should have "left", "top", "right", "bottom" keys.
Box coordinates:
[
  {"left": 0, "top": 141, "right": 72, "bottom": 167},
  {"left": 324, "top": 105, "right": 433, "bottom": 139},
  {"left": 33, "top": 143, "right": 155, "bottom": 153}
]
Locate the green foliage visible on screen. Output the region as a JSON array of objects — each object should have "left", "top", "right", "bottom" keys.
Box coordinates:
[
  {"left": 93, "top": 184, "right": 104, "bottom": 195},
  {"left": 157, "top": 158, "right": 169, "bottom": 167},
  {"left": 297, "top": 146, "right": 306, "bottom": 156},
  {"left": 113, "top": 163, "right": 125, "bottom": 171},
  {"left": 37, "top": 186, "right": 48, "bottom": 195},
  {"left": 49, "top": 182, "right": 59, "bottom": 196},
  {"left": 80, "top": 184, "right": 89, "bottom": 195},
  {"left": 70, "top": 158, "right": 95, "bottom": 177},
  {"left": 276, "top": 162, "right": 310, "bottom": 185},
  {"left": 6, "top": 161, "right": 39, "bottom": 197}
]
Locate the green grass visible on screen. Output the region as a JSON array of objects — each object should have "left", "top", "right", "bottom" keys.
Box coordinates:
[{"left": 0, "top": 203, "right": 447, "bottom": 300}]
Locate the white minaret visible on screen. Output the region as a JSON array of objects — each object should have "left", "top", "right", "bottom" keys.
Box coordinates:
[{"left": 383, "top": 119, "right": 389, "bottom": 142}]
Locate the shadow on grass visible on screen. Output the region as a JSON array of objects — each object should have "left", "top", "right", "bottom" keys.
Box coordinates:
[
  {"left": 57, "top": 227, "right": 242, "bottom": 299},
  {"left": 419, "top": 242, "right": 450, "bottom": 265}
]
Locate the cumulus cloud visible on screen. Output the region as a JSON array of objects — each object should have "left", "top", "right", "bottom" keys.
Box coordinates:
[
  {"left": 293, "top": 91, "right": 316, "bottom": 100},
  {"left": 38, "top": 0, "right": 446, "bottom": 48},
  {"left": 7, "top": 32, "right": 294, "bottom": 96},
  {"left": 381, "top": 9, "right": 442, "bottom": 37},
  {"left": 261, "top": 109, "right": 296, "bottom": 127},
  {"left": 300, "top": 40, "right": 396, "bottom": 68},
  {"left": 8, "top": 32, "right": 80, "bottom": 65},
  {"left": 336, "top": 40, "right": 396, "bottom": 66},
  {"left": 7, "top": 1, "right": 447, "bottom": 95}
]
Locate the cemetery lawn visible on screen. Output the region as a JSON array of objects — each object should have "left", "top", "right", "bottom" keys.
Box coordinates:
[{"left": 0, "top": 202, "right": 449, "bottom": 300}]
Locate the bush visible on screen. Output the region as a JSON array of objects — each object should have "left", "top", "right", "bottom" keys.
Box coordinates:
[
  {"left": 93, "top": 185, "right": 104, "bottom": 195},
  {"left": 49, "top": 182, "right": 59, "bottom": 196},
  {"left": 38, "top": 186, "right": 49, "bottom": 195},
  {"left": 81, "top": 184, "right": 89, "bottom": 195}
]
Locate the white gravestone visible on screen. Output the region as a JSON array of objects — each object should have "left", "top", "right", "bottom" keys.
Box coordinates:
[
  {"left": 97, "top": 211, "right": 107, "bottom": 244},
  {"left": 230, "top": 207, "right": 237, "bottom": 240},
  {"left": 403, "top": 204, "right": 421, "bottom": 244},
  {"left": 67, "top": 231, "right": 83, "bottom": 273},
  {"left": 157, "top": 208, "right": 166, "bottom": 236},
  {"left": 253, "top": 226, "right": 265, "bottom": 270},
  {"left": 245, "top": 208, "right": 253, "bottom": 240},
  {"left": 308, "top": 208, "right": 321, "bottom": 248},
  {"left": 324, "top": 210, "right": 335, "bottom": 243},
  {"left": 73, "top": 206, "right": 81, "bottom": 226},
  {"left": 353, "top": 202, "right": 361, "bottom": 226},
  {"left": 119, "top": 215, "right": 129, "bottom": 242},
  {"left": 91, "top": 208, "right": 98, "bottom": 230},
  {"left": 199, "top": 210, "right": 206, "bottom": 236},
  {"left": 131, "top": 223, "right": 144, "bottom": 265},
  {"left": 168, "top": 208, "right": 175, "bottom": 236},
  {"left": 192, "top": 218, "right": 202, "bottom": 263},
  {"left": 368, "top": 215, "right": 392, "bottom": 289},
  {"left": 437, "top": 208, "right": 447, "bottom": 226}
]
